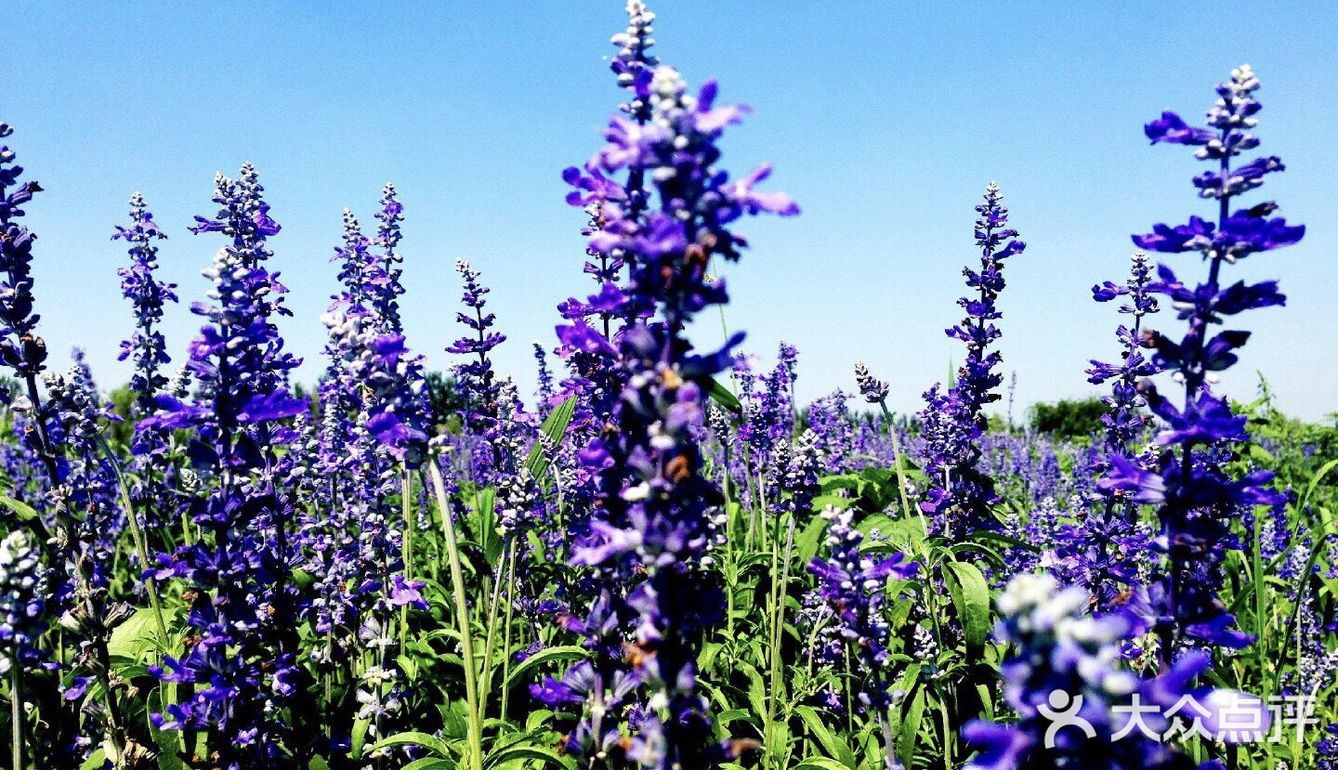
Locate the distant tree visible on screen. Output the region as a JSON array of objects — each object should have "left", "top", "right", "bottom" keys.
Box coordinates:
[
  {"left": 1029, "top": 397, "right": 1107, "bottom": 439},
  {"left": 107, "top": 384, "right": 137, "bottom": 447},
  {"left": 426, "top": 371, "right": 467, "bottom": 434}
]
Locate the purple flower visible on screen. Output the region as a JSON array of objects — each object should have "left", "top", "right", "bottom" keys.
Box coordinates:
[
  {"left": 151, "top": 163, "right": 311, "bottom": 765},
  {"left": 1144, "top": 111, "right": 1215, "bottom": 146},
  {"left": 370, "top": 183, "right": 407, "bottom": 334},
  {"left": 965, "top": 574, "right": 1259, "bottom": 770},
  {"left": 1123, "top": 65, "right": 1301, "bottom": 663},
  {"left": 807, "top": 507, "right": 916, "bottom": 709},
  {"left": 113, "top": 192, "right": 177, "bottom": 414},
  {"left": 917, "top": 183, "right": 1024, "bottom": 537},
  {"left": 0, "top": 530, "right": 46, "bottom": 677},
  {"left": 545, "top": 16, "right": 795, "bottom": 765},
  {"left": 854, "top": 360, "right": 889, "bottom": 404}
]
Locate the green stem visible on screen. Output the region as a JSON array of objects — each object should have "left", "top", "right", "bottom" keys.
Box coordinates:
[
  {"left": 716, "top": 437, "right": 738, "bottom": 639},
  {"left": 428, "top": 462, "right": 484, "bottom": 770},
  {"left": 399, "top": 465, "right": 413, "bottom": 654},
  {"left": 104, "top": 441, "right": 169, "bottom": 647},
  {"left": 880, "top": 708, "right": 896, "bottom": 770},
  {"left": 10, "top": 667, "right": 21, "bottom": 770},
  {"left": 480, "top": 537, "right": 508, "bottom": 721},
  {"left": 878, "top": 401, "right": 919, "bottom": 533},
  {"left": 938, "top": 698, "right": 953, "bottom": 770},
  {"left": 499, "top": 545, "right": 518, "bottom": 720},
  {"left": 765, "top": 515, "right": 796, "bottom": 767}
]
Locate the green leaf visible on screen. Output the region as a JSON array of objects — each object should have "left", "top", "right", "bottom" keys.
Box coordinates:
[
  {"left": 795, "top": 706, "right": 856, "bottom": 769},
  {"left": 796, "top": 513, "right": 831, "bottom": 567},
  {"left": 398, "top": 653, "right": 420, "bottom": 682},
  {"left": 1248, "top": 444, "right": 1276, "bottom": 465},
  {"left": 943, "top": 561, "right": 991, "bottom": 657},
  {"left": 470, "top": 486, "right": 501, "bottom": 564},
  {"left": 154, "top": 737, "right": 186, "bottom": 770},
  {"left": 351, "top": 718, "right": 371, "bottom": 758},
  {"left": 1302, "top": 458, "right": 1338, "bottom": 510},
  {"left": 370, "top": 731, "right": 452, "bottom": 758},
  {"left": 0, "top": 494, "right": 39, "bottom": 523},
  {"left": 291, "top": 568, "right": 316, "bottom": 590},
  {"left": 896, "top": 662, "right": 921, "bottom": 694},
  {"left": 108, "top": 607, "right": 166, "bottom": 661},
  {"left": 149, "top": 683, "right": 187, "bottom": 770},
  {"left": 402, "top": 759, "right": 459, "bottom": 770},
  {"left": 715, "top": 708, "right": 757, "bottom": 728},
  {"left": 705, "top": 376, "right": 742, "bottom": 415},
  {"left": 525, "top": 395, "right": 578, "bottom": 481},
  {"left": 483, "top": 744, "right": 573, "bottom": 770},
  {"left": 79, "top": 749, "right": 108, "bottom": 770},
  {"left": 441, "top": 703, "right": 470, "bottom": 740},
  {"left": 504, "top": 644, "right": 589, "bottom": 689},
  {"left": 809, "top": 494, "right": 854, "bottom": 512},
  {"left": 737, "top": 660, "right": 767, "bottom": 719},
  {"left": 895, "top": 687, "right": 926, "bottom": 770},
  {"left": 793, "top": 758, "right": 854, "bottom": 770},
  {"left": 525, "top": 709, "right": 555, "bottom": 733}
]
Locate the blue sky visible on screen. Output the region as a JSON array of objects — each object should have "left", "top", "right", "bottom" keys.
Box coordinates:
[{"left": 5, "top": 1, "right": 1336, "bottom": 420}]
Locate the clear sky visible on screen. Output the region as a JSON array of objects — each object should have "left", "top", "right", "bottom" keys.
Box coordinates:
[{"left": 5, "top": 1, "right": 1336, "bottom": 421}]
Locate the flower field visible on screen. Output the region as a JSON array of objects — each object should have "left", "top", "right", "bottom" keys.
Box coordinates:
[{"left": 1, "top": 3, "right": 1335, "bottom": 770}]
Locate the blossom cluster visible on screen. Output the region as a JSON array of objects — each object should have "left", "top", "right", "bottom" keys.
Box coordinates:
[{"left": 0, "top": 11, "right": 1325, "bottom": 770}]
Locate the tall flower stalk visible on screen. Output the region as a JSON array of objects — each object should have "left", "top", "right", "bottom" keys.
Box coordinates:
[
  {"left": 371, "top": 183, "right": 406, "bottom": 335},
  {"left": 1067, "top": 251, "right": 1161, "bottom": 608},
  {"left": 113, "top": 193, "right": 176, "bottom": 418},
  {"left": 1102, "top": 64, "right": 1303, "bottom": 662},
  {"left": 0, "top": 118, "right": 58, "bottom": 508},
  {"left": 114, "top": 192, "right": 182, "bottom": 572},
  {"left": 918, "top": 184, "right": 1025, "bottom": 538},
  {"left": 447, "top": 258, "right": 509, "bottom": 485},
  {"left": 855, "top": 361, "right": 916, "bottom": 529},
  {"left": 808, "top": 507, "right": 917, "bottom": 768},
  {"left": 147, "top": 163, "right": 312, "bottom": 768},
  {"left": 1, "top": 116, "right": 147, "bottom": 769},
  {"left": 538, "top": 31, "right": 797, "bottom": 763}
]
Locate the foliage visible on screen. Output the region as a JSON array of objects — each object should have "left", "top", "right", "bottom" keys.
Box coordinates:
[
  {"left": 1028, "top": 397, "right": 1107, "bottom": 439},
  {"left": 0, "top": 8, "right": 1331, "bottom": 770}
]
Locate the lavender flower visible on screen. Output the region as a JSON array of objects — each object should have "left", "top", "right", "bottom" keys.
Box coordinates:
[
  {"left": 148, "top": 163, "right": 312, "bottom": 767},
  {"left": 1104, "top": 64, "right": 1301, "bottom": 659},
  {"left": 1066, "top": 251, "right": 1162, "bottom": 608},
  {"left": 0, "top": 120, "right": 47, "bottom": 383},
  {"left": 113, "top": 192, "right": 176, "bottom": 415},
  {"left": 371, "top": 182, "right": 406, "bottom": 334},
  {"left": 533, "top": 340, "right": 556, "bottom": 409},
  {"left": 1318, "top": 724, "right": 1338, "bottom": 770},
  {"left": 0, "top": 118, "right": 60, "bottom": 491},
  {"left": 807, "top": 507, "right": 917, "bottom": 710},
  {"left": 448, "top": 258, "right": 510, "bottom": 482},
  {"left": 854, "top": 360, "right": 889, "bottom": 404},
  {"left": 1087, "top": 251, "right": 1161, "bottom": 454},
  {"left": 807, "top": 390, "right": 856, "bottom": 472},
  {"left": 541, "top": 33, "right": 797, "bottom": 765},
  {"left": 964, "top": 573, "right": 1258, "bottom": 770},
  {"left": 0, "top": 529, "right": 45, "bottom": 677},
  {"left": 114, "top": 192, "right": 184, "bottom": 542},
  {"left": 611, "top": 0, "right": 658, "bottom": 122},
  {"left": 918, "top": 184, "right": 1024, "bottom": 537}
]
